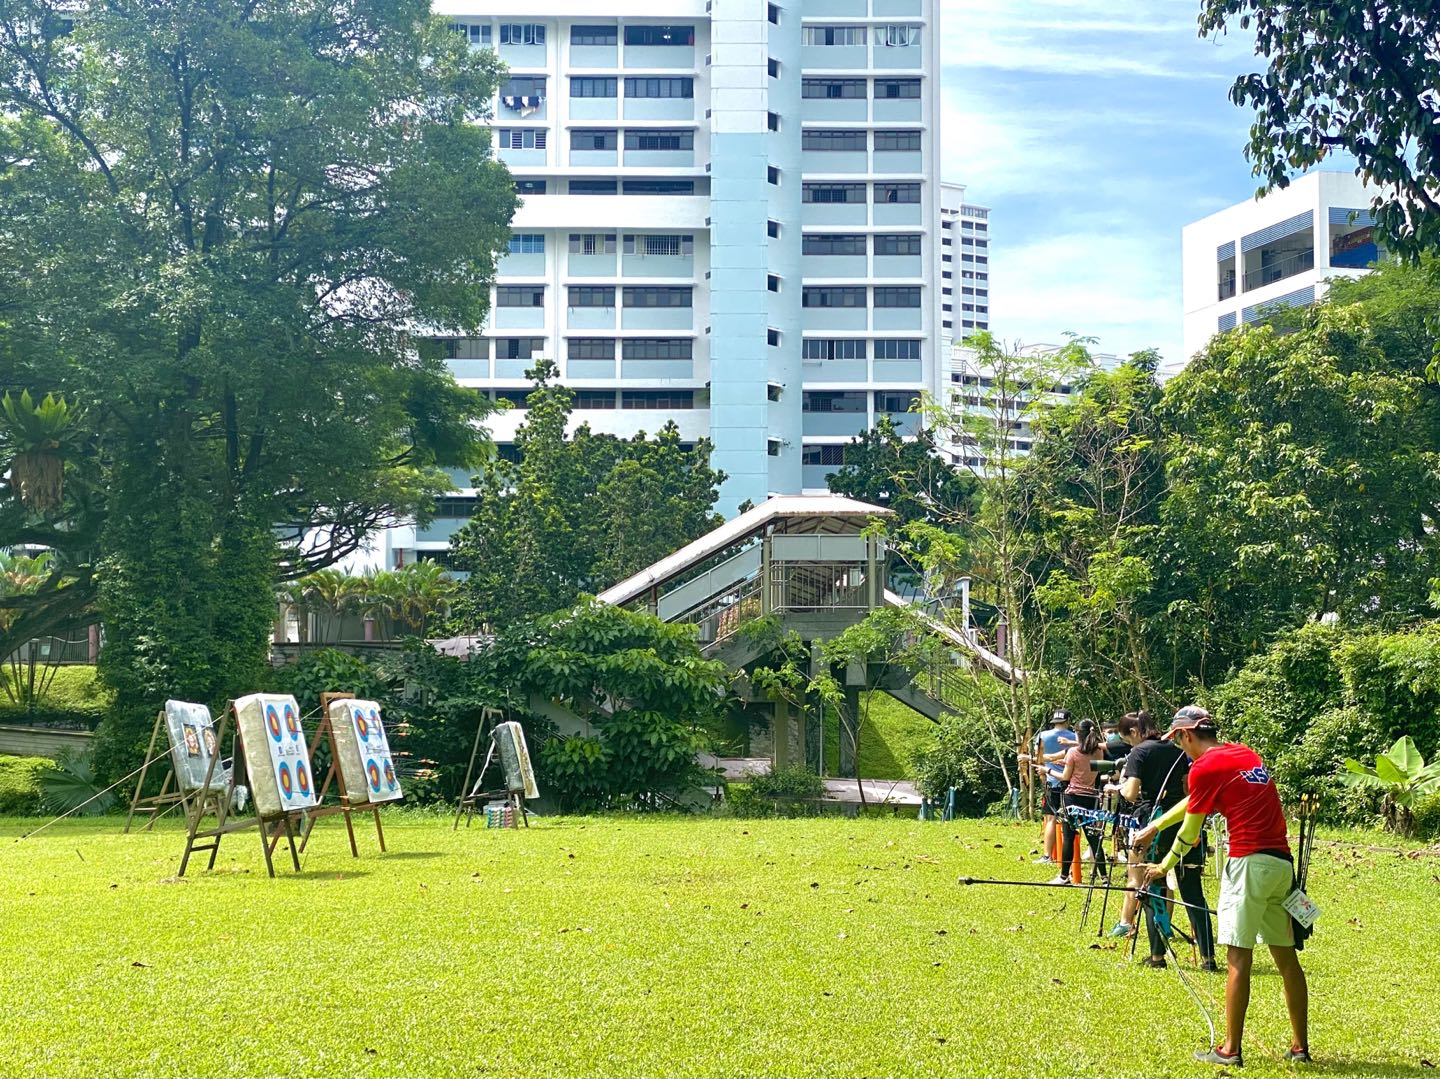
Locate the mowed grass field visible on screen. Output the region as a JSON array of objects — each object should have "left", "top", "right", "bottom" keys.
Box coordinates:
[{"left": 0, "top": 813, "right": 1433, "bottom": 1078}]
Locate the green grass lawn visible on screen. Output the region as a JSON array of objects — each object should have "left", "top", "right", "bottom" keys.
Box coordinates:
[{"left": 0, "top": 813, "right": 1431, "bottom": 1078}]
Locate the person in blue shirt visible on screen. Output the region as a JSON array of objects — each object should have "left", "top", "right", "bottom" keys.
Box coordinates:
[{"left": 1024, "top": 709, "right": 1077, "bottom": 865}]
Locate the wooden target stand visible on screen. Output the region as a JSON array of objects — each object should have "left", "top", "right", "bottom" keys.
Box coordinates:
[
  {"left": 124, "top": 710, "right": 224, "bottom": 833},
  {"left": 177, "top": 701, "right": 305, "bottom": 879},
  {"left": 296, "top": 690, "right": 387, "bottom": 857},
  {"left": 453, "top": 706, "right": 529, "bottom": 830}
]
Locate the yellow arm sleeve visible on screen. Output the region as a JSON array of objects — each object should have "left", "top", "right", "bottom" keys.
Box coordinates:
[
  {"left": 1148, "top": 796, "right": 1190, "bottom": 833},
  {"left": 1157, "top": 811, "right": 1205, "bottom": 873}
]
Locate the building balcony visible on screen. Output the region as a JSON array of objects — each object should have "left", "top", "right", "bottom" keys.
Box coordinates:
[
  {"left": 872, "top": 307, "right": 922, "bottom": 331},
  {"left": 497, "top": 146, "right": 548, "bottom": 168},
  {"left": 801, "top": 356, "right": 867, "bottom": 382},
  {"left": 801, "top": 150, "right": 869, "bottom": 174},
  {"left": 873, "top": 254, "right": 922, "bottom": 278},
  {"left": 621, "top": 359, "right": 694, "bottom": 379},
  {"left": 802, "top": 202, "right": 868, "bottom": 227},
  {"left": 495, "top": 358, "right": 538, "bottom": 379},
  {"left": 622, "top": 98, "right": 695, "bottom": 122},
  {"left": 446, "top": 358, "right": 490, "bottom": 380},
  {"left": 802, "top": 411, "right": 869, "bottom": 438},
  {"left": 873, "top": 202, "right": 922, "bottom": 227},
  {"left": 623, "top": 44, "right": 695, "bottom": 69},
  {"left": 621, "top": 253, "right": 694, "bottom": 278},
  {"left": 492, "top": 307, "right": 545, "bottom": 329},
  {"left": 873, "top": 99, "right": 922, "bottom": 122},
  {"left": 568, "top": 252, "right": 618, "bottom": 277},
  {"left": 566, "top": 306, "right": 617, "bottom": 329},
  {"left": 801, "top": 98, "right": 867, "bottom": 124},
  {"left": 802, "top": 45, "right": 869, "bottom": 70},
  {"left": 878, "top": 411, "right": 920, "bottom": 435},
  {"left": 621, "top": 307, "right": 694, "bottom": 331},
  {"left": 802, "top": 306, "right": 867, "bottom": 331},
  {"left": 873, "top": 359, "right": 922, "bottom": 382},
  {"left": 804, "top": 0, "right": 865, "bottom": 14},
  {"left": 565, "top": 359, "right": 616, "bottom": 379},
  {"left": 1218, "top": 277, "right": 1237, "bottom": 301},
  {"left": 874, "top": 0, "right": 923, "bottom": 13},
  {"left": 624, "top": 148, "right": 695, "bottom": 168},
  {"left": 872, "top": 45, "right": 923, "bottom": 70},
  {"left": 1242, "top": 248, "right": 1314, "bottom": 292},
  {"left": 803, "top": 253, "right": 868, "bottom": 278},
  {"left": 514, "top": 194, "right": 709, "bottom": 231},
  {"left": 497, "top": 43, "right": 547, "bottom": 68},
  {"left": 497, "top": 251, "right": 546, "bottom": 277},
  {"left": 498, "top": 98, "right": 548, "bottom": 123},
  {"left": 873, "top": 151, "right": 923, "bottom": 174},
  {"left": 569, "top": 45, "right": 618, "bottom": 68},
  {"left": 570, "top": 149, "right": 618, "bottom": 168},
  {"left": 415, "top": 517, "right": 467, "bottom": 545}
]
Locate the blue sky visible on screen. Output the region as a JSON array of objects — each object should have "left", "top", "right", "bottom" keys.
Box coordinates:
[{"left": 939, "top": 0, "right": 1271, "bottom": 365}]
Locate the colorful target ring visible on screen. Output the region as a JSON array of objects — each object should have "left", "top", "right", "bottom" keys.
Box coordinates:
[
  {"left": 354, "top": 708, "right": 370, "bottom": 740},
  {"left": 296, "top": 761, "right": 311, "bottom": 796},
  {"left": 284, "top": 704, "right": 300, "bottom": 740},
  {"left": 278, "top": 762, "right": 294, "bottom": 797},
  {"left": 383, "top": 761, "right": 398, "bottom": 791},
  {"left": 366, "top": 760, "right": 382, "bottom": 792},
  {"left": 265, "top": 705, "right": 283, "bottom": 742}
]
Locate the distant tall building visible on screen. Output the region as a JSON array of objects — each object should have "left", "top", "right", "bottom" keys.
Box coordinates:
[
  {"left": 1181, "top": 170, "right": 1381, "bottom": 362},
  {"left": 939, "top": 181, "right": 991, "bottom": 353},
  {"left": 371, "top": 1, "right": 947, "bottom": 571}
]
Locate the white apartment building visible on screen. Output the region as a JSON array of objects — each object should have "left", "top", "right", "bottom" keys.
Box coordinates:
[
  {"left": 374, "top": 0, "right": 944, "bottom": 571},
  {"left": 1181, "top": 170, "right": 1381, "bottom": 361},
  {"left": 939, "top": 181, "right": 990, "bottom": 352}
]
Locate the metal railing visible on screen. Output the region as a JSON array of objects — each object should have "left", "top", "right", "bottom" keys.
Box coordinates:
[
  {"left": 1218, "top": 277, "right": 1236, "bottom": 300},
  {"left": 1242, "top": 248, "right": 1313, "bottom": 291}
]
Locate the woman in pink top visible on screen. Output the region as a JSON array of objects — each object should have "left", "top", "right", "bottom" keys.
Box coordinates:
[{"left": 1050, "top": 718, "right": 1107, "bottom": 884}]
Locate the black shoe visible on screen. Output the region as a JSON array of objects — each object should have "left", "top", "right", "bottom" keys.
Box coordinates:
[
  {"left": 1202, "top": 959, "right": 1220, "bottom": 973},
  {"left": 1284, "top": 1048, "right": 1312, "bottom": 1063},
  {"left": 1139, "top": 955, "right": 1167, "bottom": 969}
]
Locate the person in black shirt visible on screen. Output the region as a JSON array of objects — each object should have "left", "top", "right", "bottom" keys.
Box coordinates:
[{"left": 1119, "top": 710, "right": 1216, "bottom": 970}]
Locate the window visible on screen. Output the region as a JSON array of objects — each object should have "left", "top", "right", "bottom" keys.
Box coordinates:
[
  {"left": 874, "top": 339, "right": 920, "bottom": 359},
  {"left": 624, "top": 129, "right": 694, "bottom": 150},
  {"left": 568, "top": 338, "right": 616, "bottom": 360},
  {"left": 875, "top": 182, "right": 921, "bottom": 204},
  {"left": 500, "top": 76, "right": 546, "bottom": 98},
  {"left": 570, "top": 77, "right": 617, "bottom": 97},
  {"left": 873, "top": 233, "right": 921, "bottom": 255},
  {"left": 767, "top": 274, "right": 780, "bottom": 292},
  {"left": 497, "top": 285, "right": 544, "bottom": 307},
  {"left": 568, "top": 233, "right": 616, "bottom": 254},
  {"left": 623, "top": 179, "right": 695, "bottom": 194},
  {"left": 623, "top": 25, "right": 694, "bottom": 46},
  {"left": 802, "top": 130, "right": 867, "bottom": 151},
  {"left": 767, "top": 111, "right": 780, "bottom": 132},
  {"left": 803, "top": 182, "right": 866, "bottom": 204},
  {"left": 767, "top": 328, "right": 781, "bottom": 346},
  {"left": 767, "top": 165, "right": 780, "bottom": 185},
  {"left": 436, "top": 336, "right": 489, "bottom": 360},
  {"left": 571, "top": 129, "right": 617, "bottom": 151},
  {"left": 435, "top": 495, "right": 480, "bottom": 518},
  {"left": 450, "top": 22, "right": 491, "bottom": 45},
  {"left": 802, "top": 78, "right": 866, "bottom": 99},
  {"left": 802, "top": 25, "right": 867, "bottom": 45},
  {"left": 876, "top": 391, "right": 919, "bottom": 414},
  {"left": 803, "top": 286, "right": 865, "bottom": 308},
  {"left": 622, "top": 390, "right": 695, "bottom": 409},
  {"left": 498, "top": 129, "right": 546, "bottom": 149},
  {"left": 875, "top": 78, "right": 921, "bottom": 99},
  {"left": 493, "top": 389, "right": 531, "bottom": 409},
  {"left": 507, "top": 234, "right": 545, "bottom": 254},
  {"left": 879, "top": 24, "right": 920, "bottom": 46},
  {"left": 803, "top": 234, "right": 866, "bottom": 256},
  {"left": 570, "top": 24, "right": 617, "bottom": 45},
  {"left": 499, "top": 23, "right": 545, "bottom": 45},
  {"left": 873, "top": 286, "right": 921, "bottom": 307},
  {"left": 516, "top": 179, "right": 547, "bottom": 195},
  {"left": 873, "top": 129, "right": 922, "bottom": 151},
  {"left": 569, "top": 179, "right": 617, "bottom": 194},
  {"left": 803, "top": 444, "right": 846, "bottom": 466},
  {"left": 495, "top": 337, "right": 544, "bottom": 358},
  {"left": 623, "top": 286, "right": 692, "bottom": 307},
  {"left": 802, "top": 338, "right": 867, "bottom": 360},
  {"left": 568, "top": 286, "right": 615, "bottom": 307},
  {"left": 803, "top": 391, "right": 866, "bottom": 412},
  {"left": 574, "top": 391, "right": 618, "bottom": 409},
  {"left": 623, "top": 234, "right": 694, "bottom": 256},
  {"left": 768, "top": 57, "right": 780, "bottom": 77},
  {"left": 624, "top": 77, "right": 693, "bottom": 98},
  {"left": 767, "top": 220, "right": 781, "bottom": 238},
  {"left": 768, "top": 3, "right": 780, "bottom": 24},
  {"left": 623, "top": 339, "right": 693, "bottom": 359}
]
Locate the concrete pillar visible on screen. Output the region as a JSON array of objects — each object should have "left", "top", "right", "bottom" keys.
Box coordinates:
[{"left": 773, "top": 699, "right": 790, "bottom": 769}]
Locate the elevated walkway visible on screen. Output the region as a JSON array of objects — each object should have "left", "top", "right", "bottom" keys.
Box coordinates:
[{"left": 590, "top": 496, "right": 1019, "bottom": 782}]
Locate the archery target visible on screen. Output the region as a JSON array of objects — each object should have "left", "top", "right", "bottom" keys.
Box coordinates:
[
  {"left": 327, "top": 697, "right": 403, "bottom": 805},
  {"left": 233, "top": 693, "right": 319, "bottom": 817},
  {"left": 163, "top": 700, "right": 231, "bottom": 793}
]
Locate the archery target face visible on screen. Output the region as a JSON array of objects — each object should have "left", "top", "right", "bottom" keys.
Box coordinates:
[
  {"left": 327, "top": 698, "right": 403, "bottom": 805},
  {"left": 233, "top": 693, "right": 319, "bottom": 817}
]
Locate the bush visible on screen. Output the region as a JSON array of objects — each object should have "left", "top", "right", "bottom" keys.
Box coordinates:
[
  {"left": 725, "top": 764, "right": 826, "bottom": 818},
  {"left": 0, "top": 665, "right": 112, "bottom": 729},
  {"left": 0, "top": 755, "right": 56, "bottom": 815},
  {"left": 1412, "top": 791, "right": 1440, "bottom": 842},
  {"left": 272, "top": 648, "right": 397, "bottom": 716},
  {"left": 911, "top": 709, "right": 1011, "bottom": 817}
]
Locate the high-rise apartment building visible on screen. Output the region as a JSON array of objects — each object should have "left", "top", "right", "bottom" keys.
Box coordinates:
[
  {"left": 1181, "top": 170, "right": 1381, "bottom": 362},
  {"left": 939, "top": 181, "right": 990, "bottom": 351},
  {"left": 374, "top": 1, "right": 943, "bottom": 571}
]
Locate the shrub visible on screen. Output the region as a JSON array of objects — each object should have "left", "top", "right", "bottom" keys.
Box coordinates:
[
  {"left": 1412, "top": 791, "right": 1440, "bottom": 842},
  {"left": 0, "top": 665, "right": 112, "bottom": 729},
  {"left": 0, "top": 754, "right": 56, "bottom": 815},
  {"left": 911, "top": 709, "right": 1011, "bottom": 817},
  {"left": 725, "top": 765, "right": 825, "bottom": 818},
  {"left": 273, "top": 648, "right": 396, "bottom": 716}
]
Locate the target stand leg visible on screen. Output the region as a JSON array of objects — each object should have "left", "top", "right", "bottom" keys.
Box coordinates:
[
  {"left": 258, "top": 818, "right": 278, "bottom": 879},
  {"left": 372, "top": 807, "right": 387, "bottom": 852}
]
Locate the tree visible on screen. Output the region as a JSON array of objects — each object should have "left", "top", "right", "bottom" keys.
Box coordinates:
[
  {"left": 1198, "top": 1, "right": 1440, "bottom": 260},
  {"left": 450, "top": 360, "right": 726, "bottom": 629},
  {"left": 1160, "top": 264, "right": 1440, "bottom": 679},
  {"left": 825, "top": 417, "right": 977, "bottom": 528},
  {"left": 1341, "top": 736, "right": 1440, "bottom": 836},
  {"left": 0, "top": 0, "right": 516, "bottom": 778},
  {"left": 1019, "top": 355, "right": 1169, "bottom": 718}
]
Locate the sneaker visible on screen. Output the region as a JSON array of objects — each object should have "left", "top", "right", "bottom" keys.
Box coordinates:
[
  {"left": 1046, "top": 874, "right": 1070, "bottom": 886},
  {"left": 1108, "top": 922, "right": 1134, "bottom": 939},
  {"left": 1202, "top": 959, "right": 1220, "bottom": 973},
  {"left": 1139, "top": 955, "right": 1167, "bottom": 969},
  {"left": 1031, "top": 855, "right": 1054, "bottom": 865},
  {"left": 1194, "top": 1047, "right": 1243, "bottom": 1067},
  {"left": 1283, "top": 1048, "right": 1312, "bottom": 1063}
]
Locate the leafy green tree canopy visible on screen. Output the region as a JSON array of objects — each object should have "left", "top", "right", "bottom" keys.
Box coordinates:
[{"left": 1199, "top": 1, "right": 1440, "bottom": 259}]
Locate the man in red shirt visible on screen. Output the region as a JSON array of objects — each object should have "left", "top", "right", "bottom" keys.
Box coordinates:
[{"left": 1134, "top": 706, "right": 1310, "bottom": 1067}]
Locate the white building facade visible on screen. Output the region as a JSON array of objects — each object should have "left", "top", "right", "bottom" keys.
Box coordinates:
[
  {"left": 377, "top": 0, "right": 944, "bottom": 571},
  {"left": 939, "top": 181, "right": 990, "bottom": 353},
  {"left": 1181, "top": 171, "right": 1381, "bottom": 362}
]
